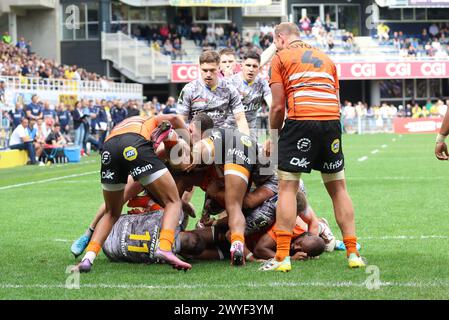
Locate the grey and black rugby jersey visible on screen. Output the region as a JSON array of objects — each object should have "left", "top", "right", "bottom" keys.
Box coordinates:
[
  {"left": 177, "top": 78, "right": 245, "bottom": 129},
  {"left": 225, "top": 73, "right": 271, "bottom": 130},
  {"left": 103, "top": 211, "right": 181, "bottom": 263}
]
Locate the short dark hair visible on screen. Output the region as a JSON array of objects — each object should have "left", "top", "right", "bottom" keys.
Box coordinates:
[
  {"left": 300, "top": 235, "right": 325, "bottom": 257},
  {"left": 192, "top": 113, "right": 214, "bottom": 133},
  {"left": 219, "top": 48, "right": 236, "bottom": 58},
  {"left": 199, "top": 50, "right": 220, "bottom": 65},
  {"left": 243, "top": 51, "right": 261, "bottom": 64}
]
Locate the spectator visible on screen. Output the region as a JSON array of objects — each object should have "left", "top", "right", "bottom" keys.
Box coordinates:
[
  {"left": 16, "top": 37, "right": 27, "bottom": 50},
  {"left": 411, "top": 103, "right": 422, "bottom": 118},
  {"left": 299, "top": 15, "right": 311, "bottom": 34},
  {"left": 421, "top": 28, "right": 430, "bottom": 45},
  {"left": 405, "top": 104, "right": 412, "bottom": 117},
  {"left": 26, "top": 94, "right": 43, "bottom": 120},
  {"left": 71, "top": 101, "right": 86, "bottom": 149},
  {"left": 126, "top": 101, "right": 140, "bottom": 117},
  {"left": 327, "top": 32, "right": 334, "bottom": 51},
  {"left": 172, "top": 38, "right": 184, "bottom": 60},
  {"left": 163, "top": 96, "right": 177, "bottom": 114},
  {"left": 42, "top": 101, "right": 56, "bottom": 126},
  {"left": 377, "top": 23, "right": 390, "bottom": 43},
  {"left": 342, "top": 31, "right": 354, "bottom": 51},
  {"left": 95, "top": 100, "right": 109, "bottom": 151},
  {"left": 110, "top": 101, "right": 128, "bottom": 127},
  {"left": 9, "top": 102, "right": 26, "bottom": 130},
  {"left": 152, "top": 96, "right": 161, "bottom": 113},
  {"left": 0, "top": 80, "right": 6, "bottom": 104},
  {"left": 215, "top": 25, "right": 225, "bottom": 46},
  {"left": 2, "top": 31, "right": 12, "bottom": 44},
  {"left": 324, "top": 14, "right": 332, "bottom": 33},
  {"left": 56, "top": 103, "right": 71, "bottom": 134},
  {"left": 429, "top": 23, "right": 439, "bottom": 38},
  {"left": 9, "top": 117, "right": 38, "bottom": 164},
  {"left": 45, "top": 123, "right": 67, "bottom": 147}
]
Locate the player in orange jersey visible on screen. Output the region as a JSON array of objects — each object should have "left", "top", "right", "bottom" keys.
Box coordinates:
[{"left": 262, "top": 22, "right": 364, "bottom": 271}]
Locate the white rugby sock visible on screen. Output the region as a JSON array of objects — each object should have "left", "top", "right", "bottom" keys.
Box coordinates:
[{"left": 83, "top": 251, "right": 97, "bottom": 264}]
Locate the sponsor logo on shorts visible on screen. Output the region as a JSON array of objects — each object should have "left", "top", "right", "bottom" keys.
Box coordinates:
[
  {"left": 240, "top": 135, "right": 253, "bottom": 148},
  {"left": 123, "top": 146, "right": 138, "bottom": 161},
  {"left": 101, "top": 169, "right": 115, "bottom": 180},
  {"left": 290, "top": 157, "right": 310, "bottom": 168},
  {"left": 331, "top": 139, "right": 340, "bottom": 154},
  {"left": 130, "top": 164, "right": 153, "bottom": 177},
  {"left": 101, "top": 151, "right": 111, "bottom": 165},
  {"left": 323, "top": 159, "right": 343, "bottom": 170},
  {"left": 297, "top": 138, "right": 312, "bottom": 152},
  {"left": 227, "top": 148, "right": 251, "bottom": 164}
]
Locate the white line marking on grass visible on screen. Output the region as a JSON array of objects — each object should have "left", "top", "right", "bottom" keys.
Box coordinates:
[
  {"left": 358, "top": 156, "right": 368, "bottom": 162},
  {"left": 381, "top": 144, "right": 387, "bottom": 148},
  {"left": 371, "top": 149, "right": 379, "bottom": 154},
  {"left": 54, "top": 239, "right": 74, "bottom": 242},
  {"left": 360, "top": 235, "right": 448, "bottom": 240},
  {"left": 1, "top": 281, "right": 449, "bottom": 290},
  {"left": 392, "top": 138, "right": 396, "bottom": 142},
  {"left": 0, "top": 171, "right": 97, "bottom": 190}
]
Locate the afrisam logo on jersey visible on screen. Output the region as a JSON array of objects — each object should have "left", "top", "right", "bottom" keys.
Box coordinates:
[
  {"left": 240, "top": 135, "right": 253, "bottom": 148},
  {"left": 331, "top": 139, "right": 340, "bottom": 154},
  {"left": 123, "top": 146, "right": 138, "bottom": 161}
]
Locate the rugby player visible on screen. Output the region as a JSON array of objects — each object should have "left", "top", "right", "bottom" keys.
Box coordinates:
[
  {"left": 70, "top": 114, "right": 214, "bottom": 258},
  {"left": 435, "top": 105, "right": 449, "bottom": 160},
  {"left": 264, "top": 22, "right": 364, "bottom": 272},
  {"left": 225, "top": 52, "right": 272, "bottom": 139},
  {"left": 192, "top": 128, "right": 257, "bottom": 266},
  {"left": 176, "top": 50, "right": 250, "bottom": 135},
  {"left": 71, "top": 114, "right": 194, "bottom": 272}
]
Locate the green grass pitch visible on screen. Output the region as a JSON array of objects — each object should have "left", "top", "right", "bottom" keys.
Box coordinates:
[{"left": 1, "top": 133, "right": 448, "bottom": 299}]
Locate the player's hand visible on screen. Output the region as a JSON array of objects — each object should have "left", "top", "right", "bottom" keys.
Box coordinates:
[
  {"left": 435, "top": 142, "right": 449, "bottom": 160},
  {"left": 263, "top": 139, "right": 272, "bottom": 157},
  {"left": 291, "top": 252, "right": 308, "bottom": 261}
]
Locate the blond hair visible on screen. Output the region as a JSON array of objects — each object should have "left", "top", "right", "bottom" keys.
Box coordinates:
[{"left": 274, "top": 22, "right": 300, "bottom": 37}]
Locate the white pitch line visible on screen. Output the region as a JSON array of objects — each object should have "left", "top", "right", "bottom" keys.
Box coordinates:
[
  {"left": 392, "top": 138, "right": 396, "bottom": 142},
  {"left": 371, "top": 149, "right": 379, "bottom": 154},
  {"left": 54, "top": 239, "right": 74, "bottom": 242},
  {"left": 358, "top": 156, "right": 368, "bottom": 162},
  {"left": 1, "top": 281, "right": 449, "bottom": 290},
  {"left": 381, "top": 144, "right": 387, "bottom": 148},
  {"left": 0, "top": 171, "right": 97, "bottom": 191},
  {"left": 359, "top": 235, "right": 448, "bottom": 240}
]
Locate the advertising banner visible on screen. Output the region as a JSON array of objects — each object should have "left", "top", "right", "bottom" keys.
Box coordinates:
[{"left": 393, "top": 117, "right": 444, "bottom": 134}]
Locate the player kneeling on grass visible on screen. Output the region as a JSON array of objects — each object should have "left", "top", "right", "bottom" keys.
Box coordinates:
[
  {"left": 102, "top": 210, "right": 204, "bottom": 265},
  {"left": 71, "top": 114, "right": 198, "bottom": 273}
]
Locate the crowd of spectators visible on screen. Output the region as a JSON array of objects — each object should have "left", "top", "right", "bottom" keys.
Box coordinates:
[
  {"left": 1, "top": 32, "right": 111, "bottom": 82},
  {"left": 0, "top": 92, "right": 181, "bottom": 164},
  {"left": 341, "top": 99, "right": 448, "bottom": 133},
  {"left": 377, "top": 22, "right": 449, "bottom": 58}
]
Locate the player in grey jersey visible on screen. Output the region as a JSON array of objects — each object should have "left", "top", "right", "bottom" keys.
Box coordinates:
[
  {"left": 225, "top": 52, "right": 272, "bottom": 139},
  {"left": 177, "top": 50, "right": 250, "bottom": 135},
  {"left": 103, "top": 210, "right": 204, "bottom": 263}
]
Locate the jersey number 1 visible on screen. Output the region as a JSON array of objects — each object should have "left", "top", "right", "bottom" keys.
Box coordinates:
[{"left": 127, "top": 231, "right": 151, "bottom": 253}]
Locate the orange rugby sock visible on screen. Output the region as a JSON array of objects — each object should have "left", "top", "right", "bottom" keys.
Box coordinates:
[
  {"left": 343, "top": 236, "right": 359, "bottom": 257},
  {"left": 86, "top": 241, "right": 102, "bottom": 256},
  {"left": 159, "top": 229, "right": 175, "bottom": 251},
  {"left": 230, "top": 233, "right": 245, "bottom": 245},
  {"left": 274, "top": 230, "right": 293, "bottom": 262}
]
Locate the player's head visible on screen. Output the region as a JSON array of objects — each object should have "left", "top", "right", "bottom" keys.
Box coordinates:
[
  {"left": 199, "top": 50, "right": 220, "bottom": 88},
  {"left": 290, "top": 233, "right": 325, "bottom": 258},
  {"left": 274, "top": 22, "right": 301, "bottom": 50},
  {"left": 179, "top": 232, "right": 206, "bottom": 256},
  {"left": 241, "top": 51, "right": 261, "bottom": 83},
  {"left": 189, "top": 113, "right": 214, "bottom": 144},
  {"left": 219, "top": 48, "right": 237, "bottom": 75}
]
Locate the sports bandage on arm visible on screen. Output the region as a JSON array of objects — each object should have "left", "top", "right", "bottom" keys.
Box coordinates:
[{"left": 436, "top": 133, "right": 447, "bottom": 143}]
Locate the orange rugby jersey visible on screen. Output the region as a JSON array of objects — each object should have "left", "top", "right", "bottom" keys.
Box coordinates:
[
  {"left": 269, "top": 40, "right": 340, "bottom": 120},
  {"left": 105, "top": 116, "right": 158, "bottom": 142}
]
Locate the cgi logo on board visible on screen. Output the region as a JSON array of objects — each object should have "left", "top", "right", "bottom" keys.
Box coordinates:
[
  {"left": 350, "top": 63, "right": 376, "bottom": 77},
  {"left": 386, "top": 63, "right": 411, "bottom": 77},
  {"left": 174, "top": 65, "right": 199, "bottom": 82},
  {"left": 421, "top": 62, "right": 446, "bottom": 77}
]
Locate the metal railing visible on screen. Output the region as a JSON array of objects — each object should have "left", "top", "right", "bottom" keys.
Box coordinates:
[
  {"left": 102, "top": 32, "right": 171, "bottom": 82},
  {"left": 0, "top": 76, "right": 142, "bottom": 96}
]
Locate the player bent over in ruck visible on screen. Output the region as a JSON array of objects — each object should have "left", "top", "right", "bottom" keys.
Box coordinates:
[{"left": 72, "top": 115, "right": 193, "bottom": 272}]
